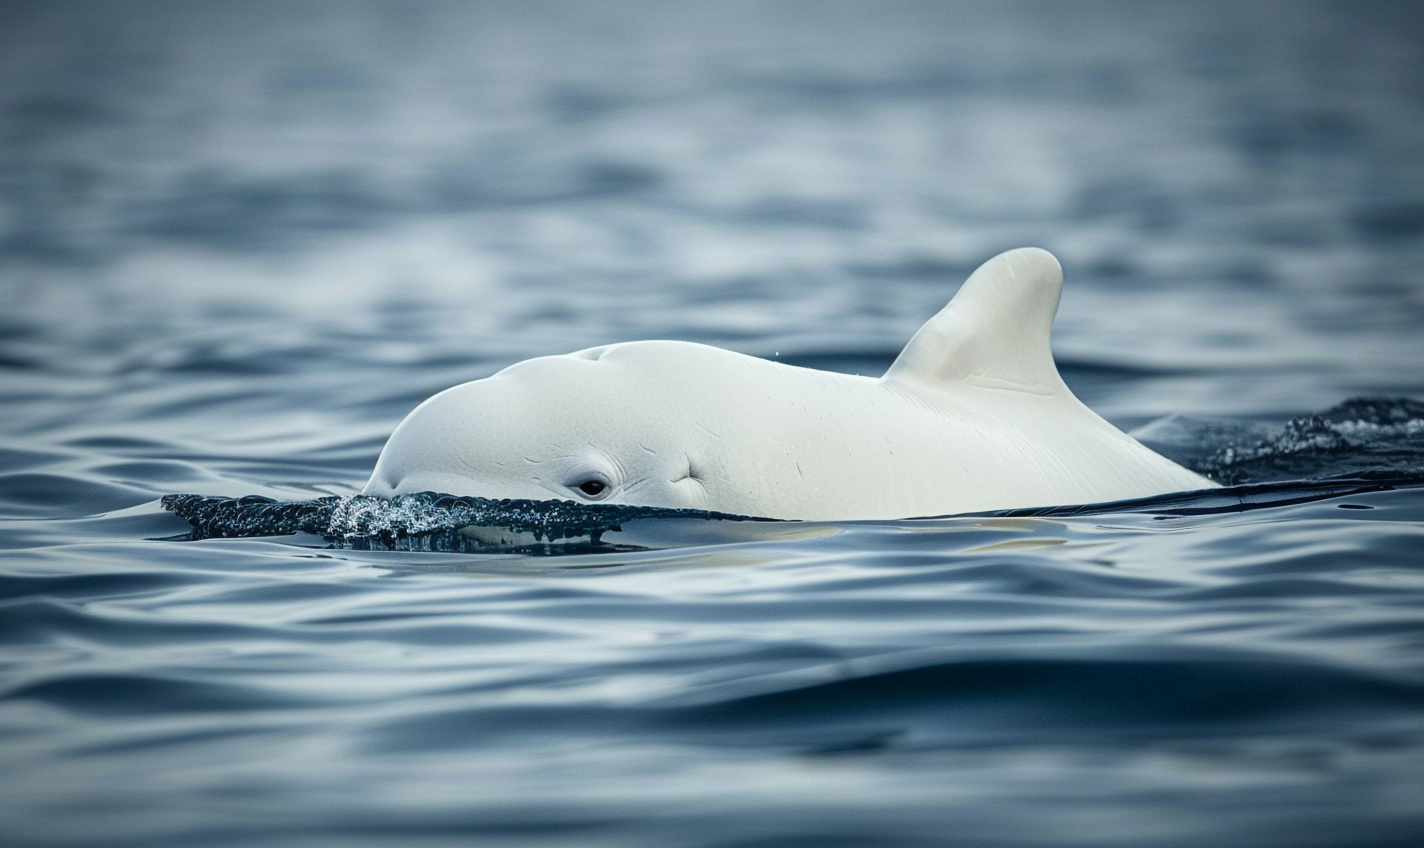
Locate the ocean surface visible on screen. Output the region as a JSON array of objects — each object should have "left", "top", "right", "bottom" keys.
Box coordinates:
[{"left": 4, "top": 2, "right": 1424, "bottom": 846}]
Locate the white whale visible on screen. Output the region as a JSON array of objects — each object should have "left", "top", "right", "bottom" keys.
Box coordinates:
[{"left": 363, "top": 248, "right": 1216, "bottom": 520}]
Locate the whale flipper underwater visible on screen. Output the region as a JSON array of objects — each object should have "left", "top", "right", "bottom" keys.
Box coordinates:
[{"left": 364, "top": 248, "right": 1217, "bottom": 520}]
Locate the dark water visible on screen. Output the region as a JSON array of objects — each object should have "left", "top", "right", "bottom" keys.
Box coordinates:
[{"left": 4, "top": 2, "right": 1424, "bottom": 846}]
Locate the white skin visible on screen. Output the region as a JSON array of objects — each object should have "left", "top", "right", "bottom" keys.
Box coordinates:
[{"left": 364, "top": 249, "right": 1217, "bottom": 520}]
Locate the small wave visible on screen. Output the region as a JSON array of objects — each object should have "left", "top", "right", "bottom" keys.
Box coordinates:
[
  {"left": 658, "top": 651, "right": 1424, "bottom": 749},
  {"left": 1199, "top": 397, "right": 1424, "bottom": 485},
  {"left": 160, "top": 492, "right": 759, "bottom": 553}
]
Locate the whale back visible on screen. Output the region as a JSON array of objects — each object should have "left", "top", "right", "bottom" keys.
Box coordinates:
[{"left": 882, "top": 247, "right": 1067, "bottom": 398}]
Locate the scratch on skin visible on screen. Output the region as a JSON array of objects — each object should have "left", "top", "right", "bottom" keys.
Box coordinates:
[{"left": 694, "top": 421, "right": 724, "bottom": 442}]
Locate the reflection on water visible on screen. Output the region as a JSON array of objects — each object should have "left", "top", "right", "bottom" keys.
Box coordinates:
[{"left": 2, "top": 2, "right": 1424, "bottom": 847}]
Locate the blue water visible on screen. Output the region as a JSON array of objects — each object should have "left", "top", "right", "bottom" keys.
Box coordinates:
[{"left": 4, "top": 2, "right": 1424, "bottom": 845}]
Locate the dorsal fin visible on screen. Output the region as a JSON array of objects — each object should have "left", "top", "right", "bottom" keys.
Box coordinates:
[{"left": 881, "top": 247, "right": 1067, "bottom": 396}]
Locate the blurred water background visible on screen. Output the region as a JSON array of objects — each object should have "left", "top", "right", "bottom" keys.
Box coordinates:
[{"left": 3, "top": 2, "right": 1424, "bottom": 846}]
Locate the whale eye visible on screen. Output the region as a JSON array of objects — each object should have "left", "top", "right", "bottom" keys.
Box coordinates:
[
  {"left": 575, "top": 478, "right": 609, "bottom": 499},
  {"left": 566, "top": 463, "right": 615, "bottom": 501}
]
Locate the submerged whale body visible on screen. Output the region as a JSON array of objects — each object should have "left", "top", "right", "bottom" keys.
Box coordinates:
[{"left": 364, "top": 248, "right": 1217, "bottom": 520}]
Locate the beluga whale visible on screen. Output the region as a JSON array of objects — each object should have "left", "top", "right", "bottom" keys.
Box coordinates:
[{"left": 364, "top": 248, "right": 1217, "bottom": 520}]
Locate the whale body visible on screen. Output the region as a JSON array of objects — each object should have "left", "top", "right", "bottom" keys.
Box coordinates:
[{"left": 364, "top": 248, "right": 1217, "bottom": 520}]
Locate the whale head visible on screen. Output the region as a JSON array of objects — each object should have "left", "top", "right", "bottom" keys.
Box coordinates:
[{"left": 362, "top": 340, "right": 744, "bottom": 511}]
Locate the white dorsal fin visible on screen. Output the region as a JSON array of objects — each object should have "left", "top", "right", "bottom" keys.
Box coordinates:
[{"left": 882, "top": 247, "right": 1067, "bottom": 396}]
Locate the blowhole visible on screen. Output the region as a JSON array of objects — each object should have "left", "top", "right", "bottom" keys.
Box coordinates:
[{"left": 675, "top": 456, "right": 703, "bottom": 484}]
